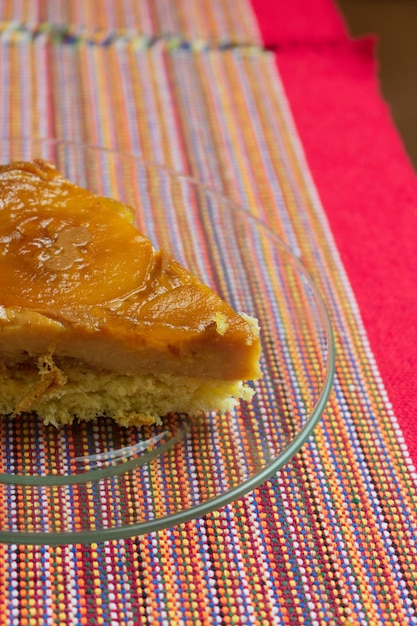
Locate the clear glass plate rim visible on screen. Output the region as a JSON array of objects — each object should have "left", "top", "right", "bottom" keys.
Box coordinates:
[{"left": 0, "top": 138, "right": 336, "bottom": 544}]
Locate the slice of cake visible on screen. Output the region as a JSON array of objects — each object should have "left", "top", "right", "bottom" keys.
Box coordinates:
[{"left": 0, "top": 159, "right": 261, "bottom": 426}]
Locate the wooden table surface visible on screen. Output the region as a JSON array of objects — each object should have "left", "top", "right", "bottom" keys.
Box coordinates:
[{"left": 338, "top": 0, "right": 417, "bottom": 170}]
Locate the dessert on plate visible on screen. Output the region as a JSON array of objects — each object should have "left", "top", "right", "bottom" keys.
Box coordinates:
[{"left": 0, "top": 159, "right": 261, "bottom": 426}]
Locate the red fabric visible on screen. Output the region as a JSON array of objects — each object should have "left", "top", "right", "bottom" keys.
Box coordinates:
[
  {"left": 252, "top": 0, "right": 347, "bottom": 45},
  {"left": 251, "top": 0, "right": 417, "bottom": 462}
]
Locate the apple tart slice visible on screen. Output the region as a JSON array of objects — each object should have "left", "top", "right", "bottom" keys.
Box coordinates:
[{"left": 0, "top": 160, "right": 261, "bottom": 426}]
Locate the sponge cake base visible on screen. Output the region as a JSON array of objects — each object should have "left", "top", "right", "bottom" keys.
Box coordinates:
[{"left": 0, "top": 352, "right": 254, "bottom": 427}]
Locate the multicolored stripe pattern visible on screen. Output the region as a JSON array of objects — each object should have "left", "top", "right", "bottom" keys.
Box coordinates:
[
  {"left": 0, "top": 0, "right": 262, "bottom": 45},
  {"left": 0, "top": 1, "right": 416, "bottom": 623}
]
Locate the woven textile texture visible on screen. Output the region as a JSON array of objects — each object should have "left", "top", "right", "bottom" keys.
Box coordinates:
[
  {"left": 0, "top": 0, "right": 262, "bottom": 45},
  {"left": 0, "top": 0, "right": 417, "bottom": 624}
]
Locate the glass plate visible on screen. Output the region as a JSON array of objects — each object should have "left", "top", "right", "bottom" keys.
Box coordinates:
[{"left": 0, "top": 138, "right": 335, "bottom": 545}]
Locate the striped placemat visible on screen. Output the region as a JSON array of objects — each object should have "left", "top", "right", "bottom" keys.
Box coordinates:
[
  {"left": 0, "top": 4, "right": 416, "bottom": 624},
  {"left": 0, "top": 0, "right": 262, "bottom": 45}
]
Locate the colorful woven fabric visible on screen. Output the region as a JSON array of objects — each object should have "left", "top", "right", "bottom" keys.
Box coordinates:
[
  {"left": 0, "top": 0, "right": 262, "bottom": 45},
  {"left": 0, "top": 0, "right": 417, "bottom": 624}
]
